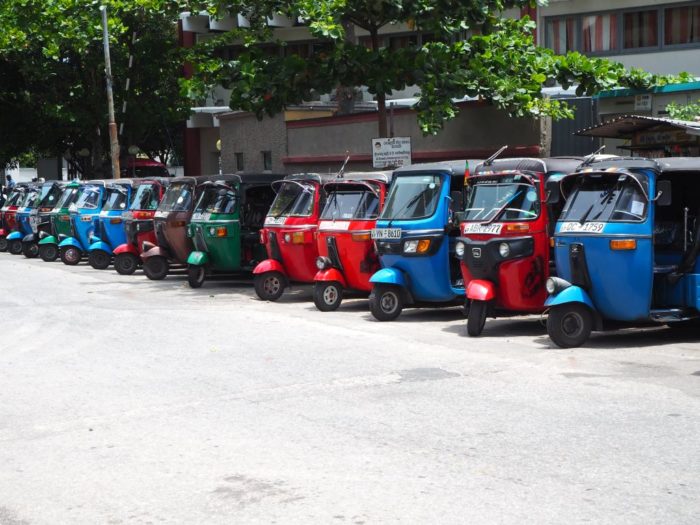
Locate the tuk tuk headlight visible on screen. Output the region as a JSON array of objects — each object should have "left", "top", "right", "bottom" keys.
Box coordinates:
[
  {"left": 546, "top": 277, "right": 571, "bottom": 295},
  {"left": 498, "top": 242, "right": 510, "bottom": 258},
  {"left": 403, "top": 239, "right": 431, "bottom": 254},
  {"left": 455, "top": 241, "right": 465, "bottom": 258},
  {"left": 316, "top": 256, "right": 331, "bottom": 270}
]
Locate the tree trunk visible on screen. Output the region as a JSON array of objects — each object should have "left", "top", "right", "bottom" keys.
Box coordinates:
[{"left": 370, "top": 27, "right": 388, "bottom": 138}]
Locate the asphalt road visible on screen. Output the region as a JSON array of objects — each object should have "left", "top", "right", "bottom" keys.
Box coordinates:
[{"left": 1, "top": 255, "right": 700, "bottom": 525}]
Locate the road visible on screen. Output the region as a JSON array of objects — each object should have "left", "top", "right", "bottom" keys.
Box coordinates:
[{"left": 1, "top": 256, "right": 699, "bottom": 524}]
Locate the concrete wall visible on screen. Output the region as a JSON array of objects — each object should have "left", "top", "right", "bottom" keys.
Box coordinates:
[{"left": 219, "top": 112, "right": 287, "bottom": 174}]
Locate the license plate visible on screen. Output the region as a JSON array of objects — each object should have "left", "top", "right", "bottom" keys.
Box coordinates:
[
  {"left": 192, "top": 212, "right": 211, "bottom": 221},
  {"left": 265, "top": 216, "right": 286, "bottom": 226},
  {"left": 371, "top": 228, "right": 402, "bottom": 240},
  {"left": 560, "top": 222, "right": 605, "bottom": 233},
  {"left": 461, "top": 223, "right": 503, "bottom": 235}
]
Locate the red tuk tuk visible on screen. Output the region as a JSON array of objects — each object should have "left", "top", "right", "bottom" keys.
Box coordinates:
[
  {"left": 253, "top": 173, "right": 336, "bottom": 301},
  {"left": 456, "top": 157, "right": 582, "bottom": 335},
  {"left": 0, "top": 184, "right": 28, "bottom": 252},
  {"left": 312, "top": 171, "right": 392, "bottom": 311}
]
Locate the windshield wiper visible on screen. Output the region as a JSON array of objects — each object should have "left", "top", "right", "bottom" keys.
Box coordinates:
[
  {"left": 480, "top": 190, "right": 522, "bottom": 225},
  {"left": 387, "top": 188, "right": 430, "bottom": 227}
]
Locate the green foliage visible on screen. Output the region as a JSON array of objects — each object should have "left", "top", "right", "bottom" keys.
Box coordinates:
[{"left": 666, "top": 101, "right": 700, "bottom": 122}]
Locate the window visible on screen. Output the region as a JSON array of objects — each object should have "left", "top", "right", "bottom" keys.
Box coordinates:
[
  {"left": 665, "top": 5, "right": 700, "bottom": 45},
  {"left": 582, "top": 14, "right": 618, "bottom": 52},
  {"left": 545, "top": 16, "right": 579, "bottom": 53},
  {"left": 235, "top": 152, "right": 244, "bottom": 172},
  {"left": 388, "top": 34, "right": 418, "bottom": 51},
  {"left": 262, "top": 151, "right": 272, "bottom": 171},
  {"left": 623, "top": 9, "right": 658, "bottom": 49}
]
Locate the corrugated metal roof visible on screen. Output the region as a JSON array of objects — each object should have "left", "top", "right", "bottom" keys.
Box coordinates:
[{"left": 576, "top": 115, "right": 700, "bottom": 139}]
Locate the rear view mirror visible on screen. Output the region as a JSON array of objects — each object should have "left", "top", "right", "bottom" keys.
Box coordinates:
[
  {"left": 655, "top": 180, "right": 672, "bottom": 206},
  {"left": 545, "top": 179, "right": 561, "bottom": 205},
  {"left": 449, "top": 191, "right": 464, "bottom": 211}
]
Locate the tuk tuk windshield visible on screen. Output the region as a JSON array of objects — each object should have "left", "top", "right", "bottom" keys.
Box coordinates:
[
  {"left": 560, "top": 174, "right": 648, "bottom": 223},
  {"left": 194, "top": 185, "right": 238, "bottom": 214},
  {"left": 75, "top": 186, "right": 102, "bottom": 209},
  {"left": 463, "top": 175, "right": 540, "bottom": 221},
  {"left": 39, "top": 185, "right": 63, "bottom": 209},
  {"left": 20, "top": 188, "right": 40, "bottom": 208},
  {"left": 55, "top": 187, "right": 82, "bottom": 210},
  {"left": 321, "top": 189, "right": 380, "bottom": 220},
  {"left": 6, "top": 189, "right": 26, "bottom": 207},
  {"left": 380, "top": 174, "right": 442, "bottom": 220},
  {"left": 268, "top": 181, "right": 315, "bottom": 217},
  {"left": 159, "top": 182, "right": 194, "bottom": 212},
  {"left": 103, "top": 187, "right": 129, "bottom": 211},
  {"left": 130, "top": 183, "right": 161, "bottom": 211}
]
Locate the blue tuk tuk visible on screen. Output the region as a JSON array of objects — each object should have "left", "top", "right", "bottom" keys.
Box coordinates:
[
  {"left": 545, "top": 157, "right": 700, "bottom": 347},
  {"left": 86, "top": 180, "right": 134, "bottom": 269},
  {"left": 58, "top": 181, "right": 108, "bottom": 265},
  {"left": 368, "top": 160, "right": 480, "bottom": 321},
  {"left": 6, "top": 183, "right": 41, "bottom": 255}
]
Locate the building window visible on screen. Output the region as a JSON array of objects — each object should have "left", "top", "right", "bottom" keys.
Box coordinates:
[
  {"left": 235, "top": 152, "right": 244, "bottom": 172},
  {"left": 388, "top": 34, "right": 418, "bottom": 51},
  {"left": 623, "top": 9, "right": 659, "bottom": 49},
  {"left": 262, "top": 151, "right": 272, "bottom": 171},
  {"left": 582, "top": 14, "right": 618, "bottom": 53},
  {"left": 664, "top": 5, "right": 700, "bottom": 45},
  {"left": 545, "top": 16, "right": 579, "bottom": 53}
]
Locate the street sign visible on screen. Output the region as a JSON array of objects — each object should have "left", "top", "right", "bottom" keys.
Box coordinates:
[{"left": 372, "top": 137, "right": 412, "bottom": 168}]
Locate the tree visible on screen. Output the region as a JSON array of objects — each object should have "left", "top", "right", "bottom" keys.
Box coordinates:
[
  {"left": 181, "top": 0, "right": 691, "bottom": 137},
  {"left": 666, "top": 101, "right": 700, "bottom": 122},
  {"left": 0, "top": 0, "right": 189, "bottom": 175}
]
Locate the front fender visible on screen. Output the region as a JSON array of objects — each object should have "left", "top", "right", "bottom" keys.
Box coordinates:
[
  {"left": 88, "top": 240, "right": 113, "bottom": 255},
  {"left": 253, "top": 259, "right": 287, "bottom": 277},
  {"left": 466, "top": 280, "right": 496, "bottom": 301},
  {"left": 187, "top": 251, "right": 209, "bottom": 266},
  {"left": 39, "top": 235, "right": 57, "bottom": 246},
  {"left": 369, "top": 267, "right": 408, "bottom": 288},
  {"left": 22, "top": 233, "right": 36, "bottom": 244},
  {"left": 545, "top": 285, "right": 595, "bottom": 311},
  {"left": 6, "top": 231, "right": 23, "bottom": 241},
  {"left": 314, "top": 267, "right": 347, "bottom": 288},
  {"left": 141, "top": 245, "right": 167, "bottom": 260},
  {"left": 114, "top": 243, "right": 139, "bottom": 256},
  {"left": 58, "top": 237, "right": 84, "bottom": 250}
]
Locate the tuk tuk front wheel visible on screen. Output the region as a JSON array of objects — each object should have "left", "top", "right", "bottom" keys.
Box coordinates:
[
  {"left": 254, "top": 271, "right": 286, "bottom": 301},
  {"left": 114, "top": 253, "right": 138, "bottom": 275},
  {"left": 313, "top": 281, "right": 343, "bottom": 312},
  {"left": 88, "top": 249, "right": 111, "bottom": 270},
  {"left": 22, "top": 241, "right": 39, "bottom": 259},
  {"left": 143, "top": 256, "right": 169, "bottom": 280},
  {"left": 369, "top": 285, "right": 403, "bottom": 322},
  {"left": 187, "top": 265, "right": 206, "bottom": 289},
  {"left": 547, "top": 304, "right": 592, "bottom": 348},
  {"left": 60, "top": 246, "right": 81, "bottom": 266},
  {"left": 0, "top": 237, "right": 8, "bottom": 252},
  {"left": 467, "top": 300, "right": 488, "bottom": 336},
  {"left": 8, "top": 239, "right": 22, "bottom": 255},
  {"left": 39, "top": 244, "right": 59, "bottom": 262}
]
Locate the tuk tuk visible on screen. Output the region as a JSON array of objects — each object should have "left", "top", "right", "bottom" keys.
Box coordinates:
[
  {"left": 18, "top": 181, "right": 66, "bottom": 258},
  {"left": 312, "top": 171, "right": 392, "bottom": 311},
  {"left": 6, "top": 182, "right": 42, "bottom": 255},
  {"left": 58, "top": 181, "right": 108, "bottom": 265},
  {"left": 140, "top": 176, "right": 197, "bottom": 280},
  {"left": 112, "top": 177, "right": 170, "bottom": 275},
  {"left": 86, "top": 180, "right": 134, "bottom": 269},
  {"left": 253, "top": 173, "right": 336, "bottom": 301},
  {"left": 37, "top": 181, "right": 84, "bottom": 262},
  {"left": 185, "top": 174, "right": 281, "bottom": 288},
  {"left": 545, "top": 157, "right": 700, "bottom": 347},
  {"left": 456, "top": 157, "right": 582, "bottom": 335},
  {"left": 367, "top": 160, "right": 480, "bottom": 321},
  {"left": 0, "top": 184, "right": 28, "bottom": 252}
]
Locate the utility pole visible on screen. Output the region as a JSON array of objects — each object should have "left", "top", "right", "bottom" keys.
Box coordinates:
[{"left": 100, "top": 5, "right": 121, "bottom": 179}]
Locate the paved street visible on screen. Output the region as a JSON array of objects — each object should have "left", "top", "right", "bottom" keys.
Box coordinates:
[{"left": 1, "top": 256, "right": 700, "bottom": 524}]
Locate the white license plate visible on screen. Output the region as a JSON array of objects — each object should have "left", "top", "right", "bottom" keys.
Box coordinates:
[
  {"left": 461, "top": 223, "right": 503, "bottom": 235},
  {"left": 560, "top": 222, "right": 605, "bottom": 233},
  {"left": 371, "top": 228, "right": 402, "bottom": 240},
  {"left": 265, "top": 216, "right": 286, "bottom": 226}
]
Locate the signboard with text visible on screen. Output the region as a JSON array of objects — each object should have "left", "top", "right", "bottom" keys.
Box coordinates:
[{"left": 372, "top": 137, "right": 412, "bottom": 168}]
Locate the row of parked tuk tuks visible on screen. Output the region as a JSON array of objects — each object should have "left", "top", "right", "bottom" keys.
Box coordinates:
[{"left": 1, "top": 154, "right": 699, "bottom": 348}]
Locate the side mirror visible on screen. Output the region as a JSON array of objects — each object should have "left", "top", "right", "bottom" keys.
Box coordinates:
[
  {"left": 655, "top": 180, "right": 672, "bottom": 206},
  {"left": 545, "top": 179, "right": 561, "bottom": 205},
  {"left": 449, "top": 191, "right": 464, "bottom": 212}
]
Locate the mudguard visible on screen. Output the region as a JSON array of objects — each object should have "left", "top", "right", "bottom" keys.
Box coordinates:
[
  {"left": 369, "top": 267, "right": 408, "bottom": 288},
  {"left": 466, "top": 280, "right": 496, "bottom": 301},
  {"left": 6, "top": 231, "right": 23, "bottom": 241},
  {"left": 39, "top": 235, "right": 57, "bottom": 245},
  {"left": 113, "top": 243, "right": 139, "bottom": 256},
  {"left": 544, "top": 285, "right": 596, "bottom": 311},
  {"left": 141, "top": 245, "right": 167, "bottom": 260},
  {"left": 88, "top": 241, "right": 113, "bottom": 255},
  {"left": 22, "top": 234, "right": 36, "bottom": 244},
  {"left": 187, "top": 251, "right": 209, "bottom": 266},
  {"left": 314, "top": 267, "right": 347, "bottom": 288},
  {"left": 252, "top": 258, "right": 287, "bottom": 276},
  {"left": 58, "top": 237, "right": 84, "bottom": 251},
  {"left": 89, "top": 235, "right": 103, "bottom": 245}
]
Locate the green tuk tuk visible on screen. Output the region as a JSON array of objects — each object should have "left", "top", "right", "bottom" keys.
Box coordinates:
[{"left": 38, "top": 180, "right": 83, "bottom": 262}]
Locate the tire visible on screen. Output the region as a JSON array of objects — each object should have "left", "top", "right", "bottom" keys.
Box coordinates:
[
  {"left": 547, "top": 303, "right": 593, "bottom": 348},
  {"left": 39, "top": 243, "right": 59, "bottom": 262},
  {"left": 368, "top": 285, "right": 404, "bottom": 322},
  {"left": 467, "top": 300, "right": 488, "bottom": 336},
  {"left": 187, "top": 265, "right": 206, "bottom": 289},
  {"left": 88, "top": 249, "right": 111, "bottom": 270},
  {"left": 60, "top": 246, "right": 81, "bottom": 266},
  {"left": 313, "top": 281, "right": 343, "bottom": 312},
  {"left": 22, "top": 241, "right": 39, "bottom": 259},
  {"left": 254, "top": 271, "right": 286, "bottom": 301},
  {"left": 143, "top": 256, "right": 169, "bottom": 280},
  {"left": 0, "top": 237, "right": 8, "bottom": 252},
  {"left": 8, "top": 239, "right": 22, "bottom": 255},
  {"left": 114, "top": 253, "right": 138, "bottom": 275}
]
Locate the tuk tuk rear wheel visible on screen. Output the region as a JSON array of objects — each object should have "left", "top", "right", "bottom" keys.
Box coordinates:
[
  {"left": 60, "top": 246, "right": 81, "bottom": 266},
  {"left": 143, "top": 256, "right": 169, "bottom": 280},
  {"left": 22, "top": 241, "right": 39, "bottom": 259},
  {"left": 88, "top": 249, "right": 111, "bottom": 270},
  {"left": 187, "top": 265, "right": 206, "bottom": 289},
  {"left": 369, "top": 285, "right": 403, "bottom": 322},
  {"left": 467, "top": 300, "right": 488, "bottom": 336},
  {"left": 313, "top": 281, "right": 343, "bottom": 312},
  {"left": 547, "top": 304, "right": 592, "bottom": 348},
  {"left": 254, "top": 271, "right": 285, "bottom": 301},
  {"left": 8, "top": 239, "right": 22, "bottom": 255},
  {"left": 114, "top": 253, "right": 138, "bottom": 275},
  {"left": 39, "top": 244, "right": 58, "bottom": 262},
  {"left": 0, "top": 237, "right": 8, "bottom": 252}
]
